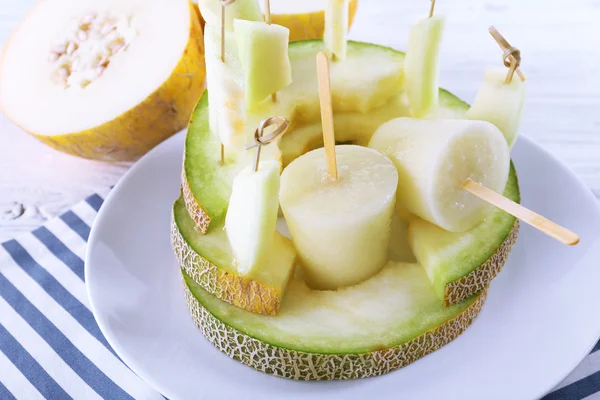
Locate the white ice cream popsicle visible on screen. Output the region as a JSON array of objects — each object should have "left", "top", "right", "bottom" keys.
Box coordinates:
[
  {"left": 279, "top": 145, "right": 398, "bottom": 290},
  {"left": 369, "top": 118, "right": 510, "bottom": 232}
]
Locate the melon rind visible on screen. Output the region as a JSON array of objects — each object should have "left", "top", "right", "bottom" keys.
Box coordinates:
[
  {"left": 181, "top": 269, "right": 487, "bottom": 380},
  {"left": 443, "top": 221, "right": 519, "bottom": 306},
  {"left": 171, "top": 206, "right": 282, "bottom": 315},
  {"left": 181, "top": 165, "right": 211, "bottom": 234},
  {"left": 7, "top": 1, "right": 206, "bottom": 162}
]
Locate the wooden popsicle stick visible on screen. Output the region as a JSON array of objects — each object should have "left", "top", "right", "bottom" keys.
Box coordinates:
[
  {"left": 462, "top": 179, "right": 579, "bottom": 246},
  {"left": 316, "top": 52, "right": 338, "bottom": 181}
]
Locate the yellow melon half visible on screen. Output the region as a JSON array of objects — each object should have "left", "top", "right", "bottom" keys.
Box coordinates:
[
  {"left": 195, "top": 0, "right": 359, "bottom": 42},
  {"left": 0, "top": 0, "right": 205, "bottom": 161}
]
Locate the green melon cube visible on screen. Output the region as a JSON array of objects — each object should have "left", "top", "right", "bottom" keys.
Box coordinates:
[
  {"left": 324, "top": 0, "right": 350, "bottom": 60},
  {"left": 234, "top": 19, "right": 292, "bottom": 108}
]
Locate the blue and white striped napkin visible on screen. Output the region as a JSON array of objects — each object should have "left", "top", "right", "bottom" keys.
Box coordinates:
[{"left": 0, "top": 192, "right": 598, "bottom": 400}]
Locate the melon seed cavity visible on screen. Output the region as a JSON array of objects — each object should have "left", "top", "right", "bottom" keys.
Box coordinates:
[{"left": 49, "top": 13, "right": 137, "bottom": 88}]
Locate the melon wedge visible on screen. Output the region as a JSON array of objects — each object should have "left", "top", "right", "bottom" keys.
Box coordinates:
[
  {"left": 172, "top": 197, "right": 296, "bottom": 315},
  {"left": 324, "top": 0, "right": 350, "bottom": 60},
  {"left": 196, "top": 0, "right": 359, "bottom": 42},
  {"left": 409, "top": 164, "right": 520, "bottom": 306},
  {"left": 0, "top": 0, "right": 205, "bottom": 161},
  {"left": 181, "top": 262, "right": 486, "bottom": 380},
  {"left": 466, "top": 67, "right": 526, "bottom": 148},
  {"left": 234, "top": 20, "right": 292, "bottom": 107},
  {"left": 404, "top": 15, "right": 445, "bottom": 118}
]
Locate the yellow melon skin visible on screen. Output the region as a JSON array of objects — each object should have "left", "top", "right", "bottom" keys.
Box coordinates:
[
  {"left": 12, "top": 1, "right": 206, "bottom": 162},
  {"left": 271, "top": 0, "right": 359, "bottom": 42}
]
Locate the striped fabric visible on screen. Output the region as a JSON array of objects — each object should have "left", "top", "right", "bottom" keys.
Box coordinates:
[
  {"left": 0, "top": 192, "right": 598, "bottom": 399},
  {"left": 0, "top": 191, "right": 161, "bottom": 400}
]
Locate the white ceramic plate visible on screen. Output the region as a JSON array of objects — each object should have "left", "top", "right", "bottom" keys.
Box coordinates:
[{"left": 86, "top": 133, "right": 600, "bottom": 400}]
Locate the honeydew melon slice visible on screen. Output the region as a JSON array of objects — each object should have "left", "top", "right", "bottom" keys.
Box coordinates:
[
  {"left": 404, "top": 15, "right": 445, "bottom": 118},
  {"left": 195, "top": 0, "right": 359, "bottom": 42},
  {"left": 0, "top": 0, "right": 205, "bottom": 161},
  {"left": 172, "top": 197, "right": 296, "bottom": 316},
  {"left": 181, "top": 261, "right": 486, "bottom": 380},
  {"left": 466, "top": 67, "right": 526, "bottom": 148},
  {"left": 225, "top": 160, "right": 284, "bottom": 276},
  {"left": 234, "top": 20, "right": 292, "bottom": 108},
  {"left": 409, "top": 164, "right": 520, "bottom": 306},
  {"left": 324, "top": 0, "right": 350, "bottom": 60},
  {"left": 183, "top": 40, "right": 404, "bottom": 233}
]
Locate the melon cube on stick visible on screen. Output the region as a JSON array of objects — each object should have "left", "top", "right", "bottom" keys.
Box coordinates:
[
  {"left": 466, "top": 67, "right": 526, "bottom": 147},
  {"left": 225, "top": 160, "right": 294, "bottom": 280},
  {"left": 279, "top": 145, "right": 398, "bottom": 290},
  {"left": 234, "top": 19, "right": 292, "bottom": 108},
  {"left": 403, "top": 15, "right": 445, "bottom": 117},
  {"left": 369, "top": 118, "right": 510, "bottom": 232},
  {"left": 204, "top": 24, "right": 246, "bottom": 149},
  {"left": 324, "top": 0, "right": 350, "bottom": 60},
  {"left": 197, "top": 0, "right": 263, "bottom": 31}
]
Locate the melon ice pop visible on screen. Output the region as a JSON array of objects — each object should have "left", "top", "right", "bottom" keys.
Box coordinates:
[
  {"left": 279, "top": 145, "right": 398, "bottom": 290},
  {"left": 466, "top": 67, "right": 526, "bottom": 147},
  {"left": 369, "top": 117, "right": 510, "bottom": 232}
]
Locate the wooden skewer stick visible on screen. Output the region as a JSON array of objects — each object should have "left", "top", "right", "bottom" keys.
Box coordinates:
[
  {"left": 264, "top": 0, "right": 277, "bottom": 102},
  {"left": 246, "top": 116, "right": 289, "bottom": 172},
  {"left": 462, "top": 179, "right": 580, "bottom": 246},
  {"left": 316, "top": 52, "right": 338, "bottom": 181},
  {"left": 488, "top": 26, "right": 526, "bottom": 83},
  {"left": 429, "top": 0, "right": 436, "bottom": 18}
]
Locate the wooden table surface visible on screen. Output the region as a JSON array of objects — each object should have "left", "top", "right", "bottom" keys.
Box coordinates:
[{"left": 1, "top": 0, "right": 599, "bottom": 242}]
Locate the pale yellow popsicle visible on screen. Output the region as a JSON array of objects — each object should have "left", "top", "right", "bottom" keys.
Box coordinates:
[
  {"left": 369, "top": 118, "right": 510, "bottom": 232},
  {"left": 279, "top": 145, "right": 398, "bottom": 290}
]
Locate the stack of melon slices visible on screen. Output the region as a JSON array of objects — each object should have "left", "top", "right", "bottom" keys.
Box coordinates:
[{"left": 172, "top": 1, "right": 524, "bottom": 380}]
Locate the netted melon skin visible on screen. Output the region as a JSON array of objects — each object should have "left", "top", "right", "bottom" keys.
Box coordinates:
[
  {"left": 443, "top": 221, "right": 519, "bottom": 307},
  {"left": 181, "top": 166, "right": 211, "bottom": 234},
  {"left": 171, "top": 213, "right": 282, "bottom": 315},
  {"left": 182, "top": 272, "right": 487, "bottom": 380}
]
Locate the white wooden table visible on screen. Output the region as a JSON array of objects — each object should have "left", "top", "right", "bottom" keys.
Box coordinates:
[{"left": 1, "top": 0, "right": 599, "bottom": 242}]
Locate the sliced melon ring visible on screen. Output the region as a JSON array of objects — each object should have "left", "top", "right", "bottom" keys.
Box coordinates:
[
  {"left": 0, "top": 0, "right": 205, "bottom": 161},
  {"left": 181, "top": 264, "right": 487, "bottom": 380}
]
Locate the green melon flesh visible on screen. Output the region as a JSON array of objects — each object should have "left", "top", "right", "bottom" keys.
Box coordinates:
[
  {"left": 409, "top": 164, "right": 520, "bottom": 301},
  {"left": 234, "top": 20, "right": 292, "bottom": 107},
  {"left": 404, "top": 16, "right": 445, "bottom": 118},
  {"left": 183, "top": 260, "right": 481, "bottom": 355}
]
